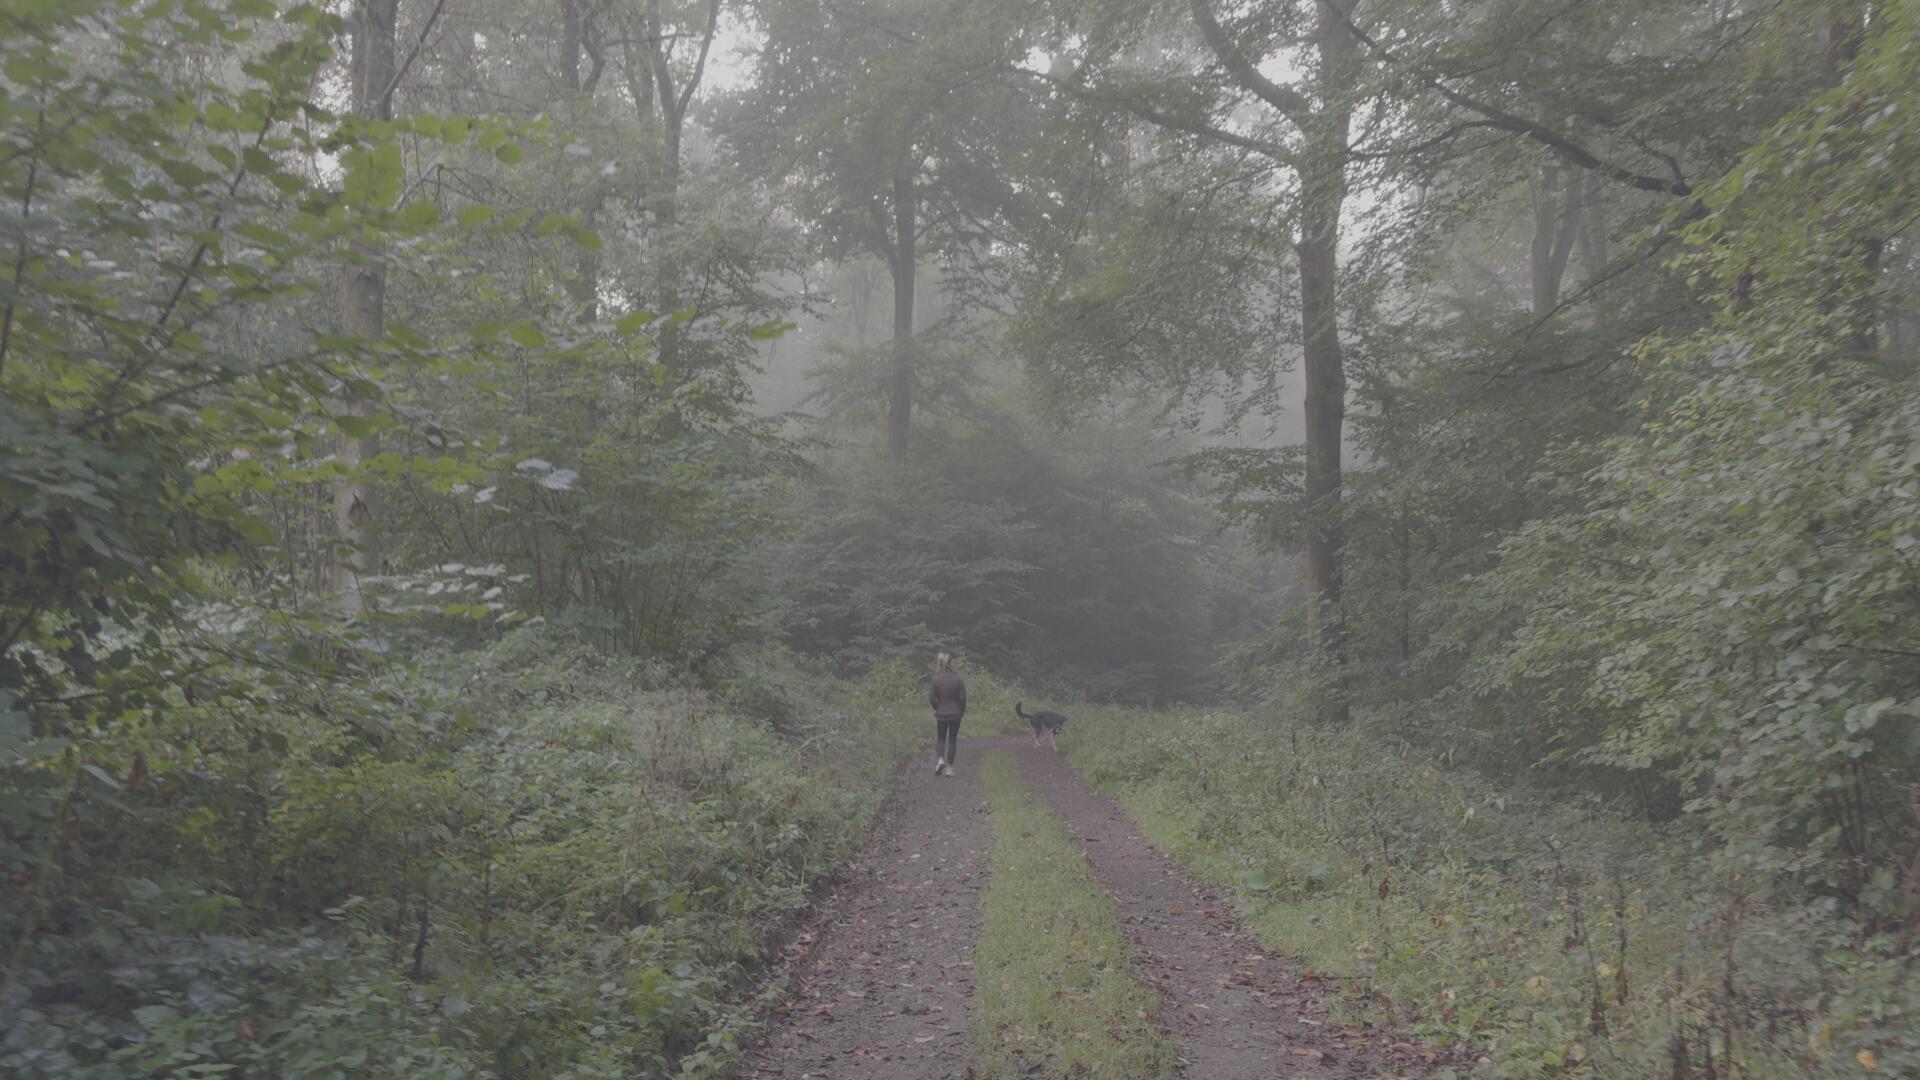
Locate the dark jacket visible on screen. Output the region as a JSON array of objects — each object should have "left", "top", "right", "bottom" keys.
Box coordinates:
[{"left": 929, "top": 671, "right": 966, "bottom": 721}]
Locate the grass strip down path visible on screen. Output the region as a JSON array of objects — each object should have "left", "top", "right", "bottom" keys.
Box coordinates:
[{"left": 971, "top": 749, "right": 1178, "bottom": 1080}]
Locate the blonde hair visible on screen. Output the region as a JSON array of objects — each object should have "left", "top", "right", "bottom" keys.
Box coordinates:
[{"left": 935, "top": 652, "right": 954, "bottom": 673}]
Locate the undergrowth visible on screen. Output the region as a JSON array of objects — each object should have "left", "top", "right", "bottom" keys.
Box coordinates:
[
  {"left": 1060, "top": 707, "right": 1918, "bottom": 1078},
  {"left": 971, "top": 750, "right": 1177, "bottom": 1080},
  {"left": 2, "top": 630, "right": 922, "bottom": 1079}
]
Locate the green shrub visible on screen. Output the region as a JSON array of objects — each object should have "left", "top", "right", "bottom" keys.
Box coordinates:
[
  {"left": 1, "top": 629, "right": 918, "bottom": 1078},
  {"left": 1062, "top": 705, "right": 1919, "bottom": 1077}
]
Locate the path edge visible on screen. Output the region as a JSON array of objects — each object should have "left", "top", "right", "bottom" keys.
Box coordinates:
[{"left": 708, "top": 751, "right": 926, "bottom": 1076}]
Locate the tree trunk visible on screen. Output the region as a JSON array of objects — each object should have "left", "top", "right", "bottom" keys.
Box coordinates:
[
  {"left": 1296, "top": 0, "right": 1356, "bottom": 725},
  {"left": 1825, "top": 5, "right": 1862, "bottom": 81},
  {"left": 334, "top": 0, "right": 398, "bottom": 617},
  {"left": 1823, "top": 3, "right": 1879, "bottom": 361},
  {"left": 637, "top": 0, "right": 717, "bottom": 381},
  {"left": 851, "top": 262, "right": 873, "bottom": 348},
  {"left": 1531, "top": 164, "right": 1584, "bottom": 319},
  {"left": 1398, "top": 507, "right": 1412, "bottom": 664},
  {"left": 639, "top": 0, "right": 714, "bottom": 381},
  {"left": 656, "top": 124, "right": 682, "bottom": 374},
  {"left": 560, "top": 0, "right": 583, "bottom": 93},
  {"left": 1580, "top": 182, "right": 1608, "bottom": 302},
  {"left": 568, "top": 187, "right": 604, "bottom": 322},
  {"left": 1298, "top": 167, "right": 1347, "bottom": 724},
  {"left": 1853, "top": 239, "right": 1881, "bottom": 362},
  {"left": 887, "top": 166, "right": 916, "bottom": 458},
  {"left": 1380, "top": 390, "right": 1411, "bottom": 665}
]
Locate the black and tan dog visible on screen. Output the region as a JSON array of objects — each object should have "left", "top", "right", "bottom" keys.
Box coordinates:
[{"left": 1015, "top": 702, "right": 1068, "bottom": 750}]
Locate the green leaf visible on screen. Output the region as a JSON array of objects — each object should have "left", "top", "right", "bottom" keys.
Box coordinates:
[
  {"left": 80, "top": 764, "right": 122, "bottom": 790},
  {"left": 337, "top": 414, "right": 384, "bottom": 438},
  {"left": 457, "top": 204, "right": 494, "bottom": 228},
  {"left": 507, "top": 321, "right": 545, "bottom": 348},
  {"left": 398, "top": 200, "right": 440, "bottom": 228},
  {"left": 4, "top": 55, "right": 69, "bottom": 85},
  {"left": 133, "top": 1005, "right": 178, "bottom": 1031},
  {"left": 160, "top": 158, "right": 220, "bottom": 188},
  {"left": 615, "top": 309, "right": 655, "bottom": 337},
  {"left": 369, "top": 142, "right": 404, "bottom": 206}
]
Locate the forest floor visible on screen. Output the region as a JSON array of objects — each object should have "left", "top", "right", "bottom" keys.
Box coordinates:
[{"left": 735, "top": 735, "right": 1448, "bottom": 1079}]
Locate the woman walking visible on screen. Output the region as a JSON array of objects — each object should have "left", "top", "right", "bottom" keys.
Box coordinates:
[{"left": 928, "top": 652, "right": 965, "bottom": 777}]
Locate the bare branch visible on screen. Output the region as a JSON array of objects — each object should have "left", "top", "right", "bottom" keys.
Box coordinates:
[
  {"left": 1188, "top": 0, "right": 1313, "bottom": 123},
  {"left": 1345, "top": 118, "right": 1505, "bottom": 161},
  {"left": 0, "top": 108, "right": 45, "bottom": 380},
  {"left": 674, "top": 0, "right": 720, "bottom": 120},
  {"left": 381, "top": 0, "right": 454, "bottom": 117},
  {"left": 1317, "top": 0, "right": 1692, "bottom": 196},
  {"left": 86, "top": 106, "right": 281, "bottom": 424},
  {"left": 1018, "top": 65, "right": 1293, "bottom": 165}
]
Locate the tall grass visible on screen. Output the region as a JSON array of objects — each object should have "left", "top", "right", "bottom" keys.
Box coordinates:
[
  {"left": 971, "top": 750, "right": 1178, "bottom": 1079},
  {"left": 1060, "top": 706, "right": 1915, "bottom": 1077}
]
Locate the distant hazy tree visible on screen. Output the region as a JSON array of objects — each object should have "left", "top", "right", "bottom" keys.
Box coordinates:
[{"left": 729, "top": 0, "right": 1036, "bottom": 456}]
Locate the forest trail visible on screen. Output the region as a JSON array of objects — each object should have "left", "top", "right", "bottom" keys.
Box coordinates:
[
  {"left": 736, "top": 743, "right": 991, "bottom": 1079},
  {"left": 1014, "top": 744, "right": 1425, "bottom": 1079},
  {"left": 738, "top": 736, "right": 1434, "bottom": 1079}
]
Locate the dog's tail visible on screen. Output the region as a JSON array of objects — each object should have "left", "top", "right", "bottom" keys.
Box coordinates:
[{"left": 1015, "top": 702, "right": 1029, "bottom": 719}]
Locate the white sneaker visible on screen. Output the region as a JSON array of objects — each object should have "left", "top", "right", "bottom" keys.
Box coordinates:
[
  {"left": 934, "top": 756, "right": 946, "bottom": 775},
  {"left": 942, "top": 763, "right": 956, "bottom": 777}
]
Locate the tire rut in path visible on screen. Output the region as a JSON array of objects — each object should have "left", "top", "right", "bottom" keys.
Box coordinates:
[
  {"left": 736, "top": 751, "right": 987, "bottom": 1079},
  {"left": 1013, "top": 742, "right": 1419, "bottom": 1079}
]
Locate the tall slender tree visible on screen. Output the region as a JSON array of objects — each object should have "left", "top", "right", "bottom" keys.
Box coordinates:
[
  {"left": 1034, "top": 0, "right": 1364, "bottom": 720},
  {"left": 730, "top": 0, "right": 1032, "bottom": 456},
  {"left": 335, "top": 0, "right": 400, "bottom": 615},
  {"left": 622, "top": 0, "right": 721, "bottom": 376}
]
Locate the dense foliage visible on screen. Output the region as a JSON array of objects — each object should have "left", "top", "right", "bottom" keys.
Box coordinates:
[
  {"left": 1321, "top": 0, "right": 1920, "bottom": 928},
  {"left": 4, "top": 629, "right": 920, "bottom": 1077}
]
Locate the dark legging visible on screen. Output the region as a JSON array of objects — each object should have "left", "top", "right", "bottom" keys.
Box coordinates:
[{"left": 936, "top": 718, "right": 960, "bottom": 765}]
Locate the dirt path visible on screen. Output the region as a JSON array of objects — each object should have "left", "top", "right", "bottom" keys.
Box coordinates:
[
  {"left": 1014, "top": 741, "right": 1420, "bottom": 1079},
  {"left": 738, "top": 735, "right": 1441, "bottom": 1079},
  {"left": 736, "top": 747, "right": 988, "bottom": 1079}
]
